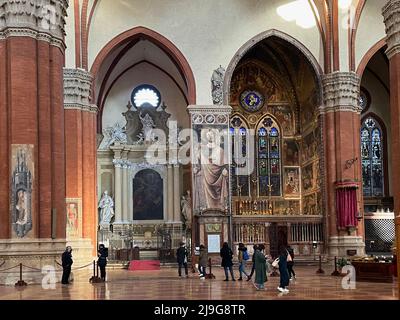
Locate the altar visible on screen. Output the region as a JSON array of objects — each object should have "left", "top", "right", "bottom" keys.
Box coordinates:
[
  {"left": 97, "top": 98, "right": 191, "bottom": 260},
  {"left": 351, "top": 261, "right": 395, "bottom": 283}
]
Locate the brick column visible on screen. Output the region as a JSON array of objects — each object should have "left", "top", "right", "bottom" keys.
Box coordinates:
[
  {"left": 383, "top": 0, "right": 400, "bottom": 279},
  {"left": 64, "top": 68, "right": 98, "bottom": 259},
  {"left": 0, "top": 0, "right": 68, "bottom": 284},
  {"left": 322, "top": 72, "right": 365, "bottom": 257}
]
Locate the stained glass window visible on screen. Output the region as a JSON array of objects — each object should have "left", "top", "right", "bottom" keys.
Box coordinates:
[
  {"left": 257, "top": 117, "right": 281, "bottom": 197},
  {"left": 230, "top": 116, "right": 249, "bottom": 197},
  {"left": 230, "top": 115, "right": 282, "bottom": 198},
  {"left": 361, "top": 117, "right": 384, "bottom": 197}
]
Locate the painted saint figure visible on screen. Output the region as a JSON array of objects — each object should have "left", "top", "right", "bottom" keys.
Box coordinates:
[
  {"left": 16, "top": 189, "right": 28, "bottom": 225},
  {"left": 98, "top": 190, "right": 115, "bottom": 225}
]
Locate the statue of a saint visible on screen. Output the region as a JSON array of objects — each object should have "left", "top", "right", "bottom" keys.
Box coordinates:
[
  {"left": 211, "top": 65, "right": 225, "bottom": 105},
  {"left": 181, "top": 191, "right": 192, "bottom": 229},
  {"left": 195, "top": 129, "right": 229, "bottom": 211},
  {"left": 139, "top": 112, "right": 156, "bottom": 143},
  {"left": 98, "top": 190, "right": 115, "bottom": 225}
]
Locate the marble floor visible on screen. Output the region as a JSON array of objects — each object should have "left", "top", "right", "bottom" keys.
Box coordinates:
[{"left": 0, "top": 265, "right": 398, "bottom": 300}]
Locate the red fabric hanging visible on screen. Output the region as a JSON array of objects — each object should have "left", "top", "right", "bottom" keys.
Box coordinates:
[{"left": 336, "top": 187, "right": 357, "bottom": 228}]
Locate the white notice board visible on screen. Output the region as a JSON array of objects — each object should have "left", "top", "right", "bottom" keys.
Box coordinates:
[{"left": 207, "top": 234, "right": 220, "bottom": 253}]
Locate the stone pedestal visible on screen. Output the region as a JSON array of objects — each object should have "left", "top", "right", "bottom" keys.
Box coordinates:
[
  {"left": 328, "top": 236, "right": 365, "bottom": 257},
  {"left": 0, "top": 239, "right": 66, "bottom": 285}
]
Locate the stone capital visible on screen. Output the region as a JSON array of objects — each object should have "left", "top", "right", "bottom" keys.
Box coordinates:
[
  {"left": 321, "top": 72, "right": 361, "bottom": 113},
  {"left": 0, "top": 0, "right": 68, "bottom": 44},
  {"left": 64, "top": 68, "right": 97, "bottom": 113},
  {"left": 187, "top": 105, "right": 232, "bottom": 125},
  {"left": 383, "top": 0, "right": 400, "bottom": 59}
]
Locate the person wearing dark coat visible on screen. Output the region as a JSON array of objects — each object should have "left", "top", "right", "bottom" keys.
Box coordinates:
[
  {"left": 97, "top": 244, "right": 108, "bottom": 281},
  {"left": 277, "top": 246, "right": 290, "bottom": 293},
  {"left": 254, "top": 244, "right": 267, "bottom": 290},
  {"left": 220, "top": 242, "right": 235, "bottom": 281},
  {"left": 61, "top": 246, "right": 73, "bottom": 285},
  {"left": 176, "top": 242, "right": 189, "bottom": 277},
  {"left": 247, "top": 244, "right": 258, "bottom": 281},
  {"left": 287, "top": 245, "right": 296, "bottom": 280},
  {"left": 198, "top": 244, "right": 208, "bottom": 279}
]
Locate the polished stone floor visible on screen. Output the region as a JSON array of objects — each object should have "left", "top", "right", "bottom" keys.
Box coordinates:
[{"left": 0, "top": 265, "right": 398, "bottom": 300}]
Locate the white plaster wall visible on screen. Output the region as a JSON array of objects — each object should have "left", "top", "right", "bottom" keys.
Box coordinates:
[
  {"left": 355, "top": 0, "right": 386, "bottom": 72},
  {"left": 102, "top": 63, "right": 188, "bottom": 130},
  {"left": 361, "top": 71, "right": 391, "bottom": 196},
  {"left": 87, "top": 0, "right": 324, "bottom": 104},
  {"left": 102, "top": 41, "right": 187, "bottom": 101},
  {"left": 64, "top": 0, "right": 76, "bottom": 68}
]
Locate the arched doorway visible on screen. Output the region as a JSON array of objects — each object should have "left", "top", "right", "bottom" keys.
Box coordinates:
[
  {"left": 225, "top": 30, "right": 324, "bottom": 259},
  {"left": 358, "top": 43, "right": 394, "bottom": 255}
]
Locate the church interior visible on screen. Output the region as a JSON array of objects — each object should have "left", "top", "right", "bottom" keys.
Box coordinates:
[{"left": 0, "top": 0, "right": 399, "bottom": 300}]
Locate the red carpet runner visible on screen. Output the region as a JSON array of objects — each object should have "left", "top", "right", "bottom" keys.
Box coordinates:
[{"left": 128, "top": 260, "right": 160, "bottom": 271}]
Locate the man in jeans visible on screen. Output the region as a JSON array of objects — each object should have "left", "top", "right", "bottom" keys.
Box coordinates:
[{"left": 176, "top": 242, "right": 189, "bottom": 278}]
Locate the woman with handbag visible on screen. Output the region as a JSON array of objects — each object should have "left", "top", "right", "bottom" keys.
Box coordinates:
[{"left": 277, "top": 246, "right": 290, "bottom": 293}]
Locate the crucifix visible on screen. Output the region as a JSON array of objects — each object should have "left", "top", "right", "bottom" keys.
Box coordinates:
[
  {"left": 267, "top": 182, "right": 273, "bottom": 215},
  {"left": 237, "top": 183, "right": 243, "bottom": 215}
]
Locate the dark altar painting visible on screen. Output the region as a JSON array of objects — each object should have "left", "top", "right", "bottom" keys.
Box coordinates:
[
  {"left": 283, "top": 140, "right": 299, "bottom": 166},
  {"left": 133, "top": 169, "right": 163, "bottom": 220}
]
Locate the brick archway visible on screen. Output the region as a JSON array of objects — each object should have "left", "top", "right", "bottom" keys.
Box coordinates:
[
  {"left": 90, "top": 26, "right": 196, "bottom": 106},
  {"left": 356, "top": 38, "right": 387, "bottom": 78}
]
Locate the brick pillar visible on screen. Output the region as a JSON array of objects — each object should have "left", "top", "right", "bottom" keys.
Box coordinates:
[
  {"left": 383, "top": 0, "right": 400, "bottom": 280},
  {"left": 0, "top": 0, "right": 68, "bottom": 284},
  {"left": 322, "top": 72, "right": 365, "bottom": 257},
  {"left": 64, "top": 69, "right": 98, "bottom": 259}
]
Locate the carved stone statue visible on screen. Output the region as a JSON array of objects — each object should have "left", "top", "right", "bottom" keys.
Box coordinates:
[
  {"left": 98, "top": 190, "right": 115, "bottom": 225},
  {"left": 194, "top": 129, "right": 229, "bottom": 211},
  {"left": 99, "top": 122, "right": 127, "bottom": 149},
  {"left": 139, "top": 112, "right": 156, "bottom": 143},
  {"left": 181, "top": 191, "right": 192, "bottom": 229},
  {"left": 211, "top": 65, "right": 225, "bottom": 105}
]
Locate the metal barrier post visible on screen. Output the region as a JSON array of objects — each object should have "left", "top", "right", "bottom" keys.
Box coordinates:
[
  {"left": 316, "top": 255, "right": 325, "bottom": 274},
  {"left": 15, "top": 263, "right": 27, "bottom": 286},
  {"left": 89, "top": 260, "right": 102, "bottom": 283},
  {"left": 205, "top": 258, "right": 216, "bottom": 279},
  {"left": 331, "top": 256, "right": 340, "bottom": 276}
]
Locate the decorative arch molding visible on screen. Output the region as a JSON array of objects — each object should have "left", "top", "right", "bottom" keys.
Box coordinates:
[
  {"left": 361, "top": 112, "right": 389, "bottom": 197},
  {"left": 90, "top": 26, "right": 196, "bottom": 105},
  {"left": 131, "top": 165, "right": 166, "bottom": 180},
  {"left": 356, "top": 38, "right": 387, "bottom": 77},
  {"left": 222, "top": 29, "right": 324, "bottom": 105}
]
